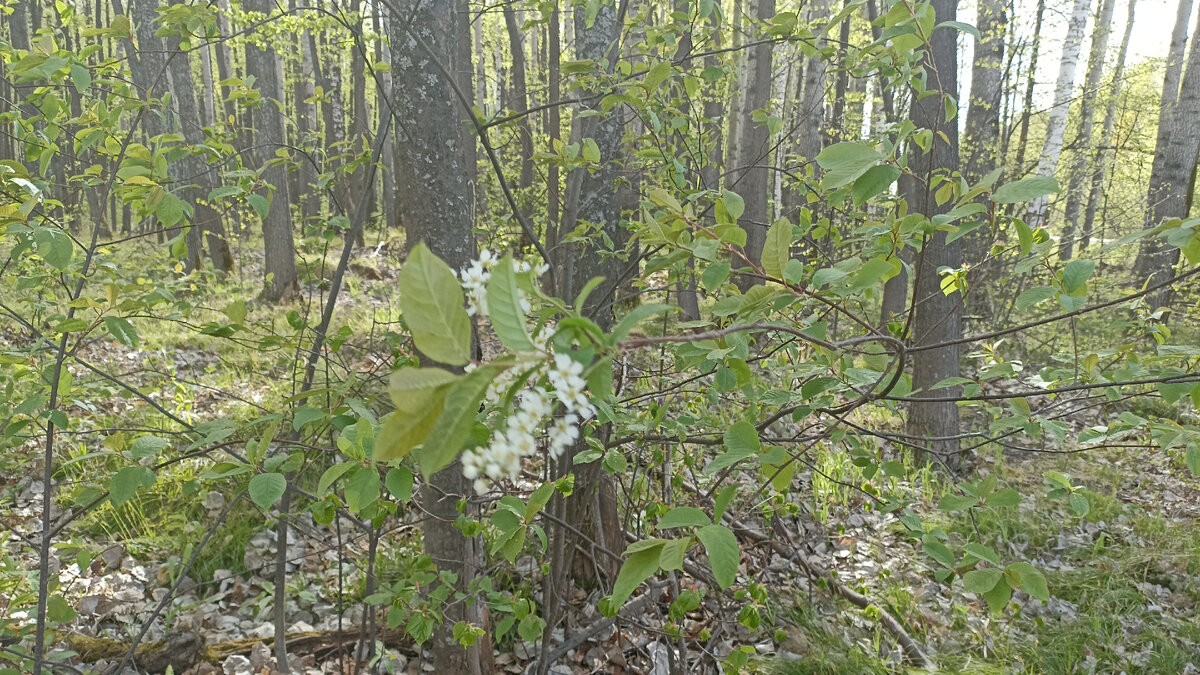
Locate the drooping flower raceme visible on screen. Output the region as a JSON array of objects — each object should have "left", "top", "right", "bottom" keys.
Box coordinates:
[{"left": 455, "top": 252, "right": 596, "bottom": 495}]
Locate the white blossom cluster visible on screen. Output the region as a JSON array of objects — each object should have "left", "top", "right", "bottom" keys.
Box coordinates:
[
  {"left": 456, "top": 249, "right": 548, "bottom": 319},
  {"left": 456, "top": 252, "right": 595, "bottom": 495}
]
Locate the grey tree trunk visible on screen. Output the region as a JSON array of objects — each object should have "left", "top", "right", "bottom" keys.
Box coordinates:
[
  {"left": 376, "top": 5, "right": 399, "bottom": 233},
  {"left": 295, "top": 2, "right": 320, "bottom": 223},
  {"left": 726, "top": 0, "right": 776, "bottom": 283},
  {"left": 245, "top": 0, "right": 299, "bottom": 301},
  {"left": 1059, "top": 0, "right": 1117, "bottom": 260},
  {"left": 963, "top": 0, "right": 1006, "bottom": 182},
  {"left": 903, "top": 0, "right": 964, "bottom": 464},
  {"left": 1082, "top": 0, "right": 1138, "bottom": 251},
  {"left": 557, "top": 0, "right": 626, "bottom": 580},
  {"left": 1013, "top": 0, "right": 1046, "bottom": 175},
  {"left": 1132, "top": 2, "right": 1200, "bottom": 307},
  {"left": 1026, "top": 0, "right": 1090, "bottom": 227},
  {"left": 161, "top": 1, "right": 233, "bottom": 272},
  {"left": 389, "top": 2, "right": 493, "bottom": 671},
  {"left": 504, "top": 4, "right": 536, "bottom": 191}
]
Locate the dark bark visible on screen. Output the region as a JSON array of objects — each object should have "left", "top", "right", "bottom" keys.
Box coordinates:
[
  {"left": 245, "top": 0, "right": 299, "bottom": 301},
  {"left": 903, "top": 0, "right": 964, "bottom": 463},
  {"left": 389, "top": 2, "right": 493, "bottom": 671}
]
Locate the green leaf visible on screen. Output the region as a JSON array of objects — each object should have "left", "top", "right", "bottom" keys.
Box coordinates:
[
  {"left": 156, "top": 192, "right": 187, "bottom": 228},
  {"left": 760, "top": 220, "right": 791, "bottom": 279},
  {"left": 985, "top": 488, "right": 1021, "bottom": 507},
  {"left": 317, "top": 462, "right": 356, "bottom": 496},
  {"left": 374, "top": 387, "right": 449, "bottom": 463},
  {"left": 991, "top": 176, "right": 1059, "bottom": 204},
  {"left": 849, "top": 257, "right": 896, "bottom": 292},
  {"left": 1068, "top": 492, "right": 1090, "bottom": 517},
  {"left": 643, "top": 60, "right": 672, "bottom": 90},
  {"left": 69, "top": 63, "right": 91, "bottom": 93},
  {"left": 414, "top": 365, "right": 503, "bottom": 476},
  {"left": 246, "top": 193, "right": 269, "bottom": 219},
  {"left": 388, "top": 367, "right": 460, "bottom": 414},
  {"left": 1013, "top": 218, "right": 1033, "bottom": 255},
  {"left": 487, "top": 255, "right": 538, "bottom": 353},
  {"left": 1015, "top": 286, "right": 1056, "bottom": 310},
  {"left": 1061, "top": 259, "right": 1094, "bottom": 294},
  {"left": 578, "top": 137, "right": 600, "bottom": 163},
  {"left": 696, "top": 524, "right": 739, "bottom": 589},
  {"left": 397, "top": 243, "right": 472, "bottom": 366},
  {"left": 128, "top": 435, "right": 169, "bottom": 460},
  {"left": 34, "top": 227, "right": 73, "bottom": 271},
  {"left": 223, "top": 299, "right": 248, "bottom": 324},
  {"left": 851, "top": 164, "right": 900, "bottom": 205},
  {"left": 48, "top": 593, "right": 77, "bottom": 623},
  {"left": 722, "top": 190, "right": 745, "bottom": 221},
  {"left": 248, "top": 472, "right": 287, "bottom": 510},
  {"left": 981, "top": 577, "right": 1012, "bottom": 613},
  {"left": 344, "top": 465, "right": 381, "bottom": 513},
  {"left": 1006, "top": 561, "right": 1049, "bottom": 602},
  {"left": 109, "top": 466, "right": 155, "bottom": 507},
  {"left": 1186, "top": 444, "right": 1200, "bottom": 477},
  {"left": 386, "top": 466, "right": 415, "bottom": 502},
  {"left": 658, "top": 506, "right": 711, "bottom": 529},
  {"left": 963, "top": 543, "right": 1002, "bottom": 566},
  {"left": 816, "top": 142, "right": 884, "bottom": 188},
  {"left": 293, "top": 406, "right": 325, "bottom": 431},
  {"left": 610, "top": 543, "right": 664, "bottom": 608},
  {"left": 612, "top": 304, "right": 677, "bottom": 343},
  {"left": 706, "top": 421, "right": 760, "bottom": 473},
  {"left": 103, "top": 316, "right": 139, "bottom": 348},
  {"left": 658, "top": 537, "right": 691, "bottom": 571},
  {"left": 962, "top": 568, "right": 1003, "bottom": 593},
  {"left": 938, "top": 494, "right": 977, "bottom": 511}
]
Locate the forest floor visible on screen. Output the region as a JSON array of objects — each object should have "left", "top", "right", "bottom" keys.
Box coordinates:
[{"left": 2, "top": 247, "right": 1199, "bottom": 674}]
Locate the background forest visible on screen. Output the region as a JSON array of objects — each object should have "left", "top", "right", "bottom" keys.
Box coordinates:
[{"left": 1, "top": 0, "right": 1200, "bottom": 673}]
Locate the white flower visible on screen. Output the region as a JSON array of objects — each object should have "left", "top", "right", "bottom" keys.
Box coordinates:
[
  {"left": 548, "top": 354, "right": 583, "bottom": 386},
  {"left": 473, "top": 478, "right": 490, "bottom": 495}
]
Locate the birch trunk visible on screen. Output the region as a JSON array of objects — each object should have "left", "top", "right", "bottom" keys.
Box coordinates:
[
  {"left": 1025, "top": 0, "right": 1091, "bottom": 227},
  {"left": 1059, "top": 0, "right": 1117, "bottom": 259}
]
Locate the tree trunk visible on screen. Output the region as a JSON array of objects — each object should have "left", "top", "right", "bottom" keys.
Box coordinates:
[
  {"left": 1059, "top": 0, "right": 1117, "bottom": 260},
  {"left": 504, "top": 4, "right": 536, "bottom": 191},
  {"left": 161, "top": 1, "right": 233, "bottom": 272},
  {"left": 376, "top": 5, "right": 399, "bottom": 233},
  {"left": 903, "top": 0, "right": 964, "bottom": 464},
  {"left": 1012, "top": 0, "right": 1046, "bottom": 176},
  {"left": 389, "top": 3, "right": 493, "bottom": 671},
  {"left": 1132, "top": 2, "right": 1200, "bottom": 308},
  {"left": 1082, "top": 0, "right": 1138, "bottom": 251},
  {"left": 245, "top": 0, "right": 299, "bottom": 302},
  {"left": 727, "top": 0, "right": 776, "bottom": 283},
  {"left": 963, "top": 0, "right": 1006, "bottom": 182},
  {"left": 555, "top": 0, "right": 627, "bottom": 586},
  {"left": 1025, "top": 0, "right": 1090, "bottom": 227},
  {"left": 295, "top": 1, "right": 320, "bottom": 223}
]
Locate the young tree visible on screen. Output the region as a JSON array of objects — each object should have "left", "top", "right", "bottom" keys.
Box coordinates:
[
  {"left": 244, "top": 0, "right": 299, "bottom": 301},
  {"left": 903, "top": 0, "right": 964, "bottom": 462},
  {"left": 1025, "top": 0, "right": 1091, "bottom": 228},
  {"left": 389, "top": 2, "right": 493, "bottom": 671}
]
